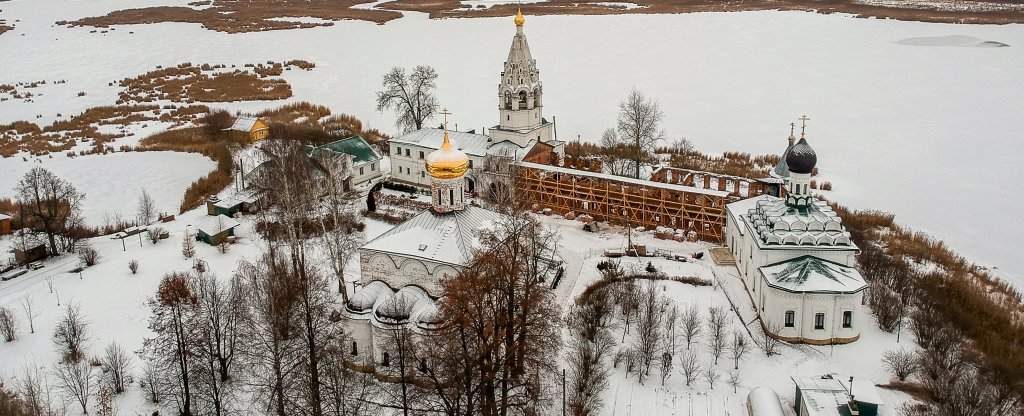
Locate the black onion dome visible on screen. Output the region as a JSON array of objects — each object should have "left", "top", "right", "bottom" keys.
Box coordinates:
[{"left": 785, "top": 138, "right": 817, "bottom": 174}]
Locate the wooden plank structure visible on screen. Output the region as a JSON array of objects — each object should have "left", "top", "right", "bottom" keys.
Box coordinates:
[{"left": 515, "top": 162, "right": 737, "bottom": 243}]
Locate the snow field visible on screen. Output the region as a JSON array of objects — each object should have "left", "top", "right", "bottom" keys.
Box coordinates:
[
  {"left": 1, "top": 2, "right": 1020, "bottom": 287},
  {"left": 0, "top": 151, "right": 217, "bottom": 227}
]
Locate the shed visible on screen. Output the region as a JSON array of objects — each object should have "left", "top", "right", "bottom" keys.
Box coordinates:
[
  {"left": 0, "top": 213, "right": 11, "bottom": 235},
  {"left": 194, "top": 215, "right": 241, "bottom": 245},
  {"left": 227, "top": 115, "right": 270, "bottom": 142},
  {"left": 793, "top": 376, "right": 882, "bottom": 416}
]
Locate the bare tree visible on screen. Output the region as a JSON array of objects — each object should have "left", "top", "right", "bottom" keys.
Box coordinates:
[
  {"left": 633, "top": 281, "right": 664, "bottom": 382},
  {"left": 137, "top": 189, "right": 156, "bottom": 225},
  {"left": 664, "top": 305, "right": 679, "bottom": 356},
  {"left": 376, "top": 65, "right": 439, "bottom": 132},
  {"left": 102, "top": 342, "right": 132, "bottom": 394},
  {"left": 311, "top": 150, "right": 364, "bottom": 301},
  {"left": 727, "top": 370, "right": 741, "bottom": 393},
  {"left": 706, "top": 306, "right": 727, "bottom": 365},
  {"left": 52, "top": 303, "right": 88, "bottom": 363},
  {"left": 17, "top": 363, "right": 65, "bottom": 416},
  {"left": 0, "top": 306, "right": 18, "bottom": 342},
  {"left": 429, "top": 212, "right": 564, "bottom": 415},
  {"left": 565, "top": 306, "right": 614, "bottom": 416},
  {"left": 53, "top": 360, "right": 94, "bottom": 414},
  {"left": 677, "top": 351, "right": 701, "bottom": 387},
  {"left": 727, "top": 330, "right": 750, "bottom": 370},
  {"left": 21, "top": 296, "right": 39, "bottom": 334},
  {"left": 681, "top": 304, "right": 702, "bottom": 350},
  {"left": 760, "top": 320, "right": 781, "bottom": 357},
  {"left": 15, "top": 167, "right": 85, "bottom": 255},
  {"left": 182, "top": 229, "right": 196, "bottom": 258},
  {"left": 142, "top": 272, "right": 201, "bottom": 415},
  {"left": 882, "top": 348, "right": 919, "bottom": 382},
  {"left": 659, "top": 352, "right": 673, "bottom": 386},
  {"left": 141, "top": 361, "right": 162, "bottom": 404},
  {"left": 615, "top": 88, "right": 665, "bottom": 179},
  {"left": 703, "top": 365, "right": 720, "bottom": 390},
  {"left": 376, "top": 293, "right": 420, "bottom": 415}
]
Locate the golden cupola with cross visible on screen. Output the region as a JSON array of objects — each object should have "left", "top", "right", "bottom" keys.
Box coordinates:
[
  {"left": 424, "top": 110, "right": 469, "bottom": 180},
  {"left": 425, "top": 109, "right": 469, "bottom": 213}
]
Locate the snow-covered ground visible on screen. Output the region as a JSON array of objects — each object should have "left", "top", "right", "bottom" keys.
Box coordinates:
[
  {"left": 0, "top": 202, "right": 910, "bottom": 414},
  {"left": 1, "top": 2, "right": 1019, "bottom": 287},
  {"left": 0, "top": 151, "right": 216, "bottom": 227},
  {"left": 540, "top": 214, "right": 909, "bottom": 415}
]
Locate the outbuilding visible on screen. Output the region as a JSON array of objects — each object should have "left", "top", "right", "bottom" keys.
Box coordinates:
[
  {"left": 0, "top": 213, "right": 11, "bottom": 235},
  {"left": 194, "top": 215, "right": 241, "bottom": 245}
]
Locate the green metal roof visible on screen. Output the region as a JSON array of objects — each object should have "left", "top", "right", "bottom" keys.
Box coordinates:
[{"left": 318, "top": 136, "right": 380, "bottom": 164}]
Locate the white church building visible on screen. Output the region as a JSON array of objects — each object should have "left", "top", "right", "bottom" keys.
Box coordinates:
[
  {"left": 388, "top": 9, "right": 563, "bottom": 192},
  {"left": 343, "top": 111, "right": 503, "bottom": 371},
  {"left": 724, "top": 125, "right": 868, "bottom": 345}
]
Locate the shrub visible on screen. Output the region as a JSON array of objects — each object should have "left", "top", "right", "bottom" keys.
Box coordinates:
[
  {"left": 78, "top": 243, "right": 100, "bottom": 267},
  {"left": 128, "top": 260, "right": 139, "bottom": 275}
]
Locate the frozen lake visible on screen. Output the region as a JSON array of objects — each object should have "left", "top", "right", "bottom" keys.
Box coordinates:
[{"left": 1, "top": 1, "right": 1021, "bottom": 286}]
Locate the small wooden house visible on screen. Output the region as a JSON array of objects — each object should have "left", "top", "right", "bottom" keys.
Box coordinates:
[
  {"left": 0, "top": 213, "right": 11, "bottom": 235},
  {"left": 15, "top": 243, "right": 48, "bottom": 265},
  {"left": 228, "top": 116, "right": 270, "bottom": 142},
  {"left": 194, "top": 215, "right": 241, "bottom": 246}
]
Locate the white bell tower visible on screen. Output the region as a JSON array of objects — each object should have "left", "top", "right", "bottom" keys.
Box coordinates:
[{"left": 491, "top": 9, "right": 555, "bottom": 149}]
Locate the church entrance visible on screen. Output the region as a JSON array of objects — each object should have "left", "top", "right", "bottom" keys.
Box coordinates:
[{"left": 466, "top": 178, "right": 475, "bottom": 193}]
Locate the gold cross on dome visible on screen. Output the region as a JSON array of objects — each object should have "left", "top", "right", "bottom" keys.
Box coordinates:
[
  {"left": 440, "top": 108, "right": 451, "bottom": 131},
  {"left": 798, "top": 115, "right": 810, "bottom": 139}
]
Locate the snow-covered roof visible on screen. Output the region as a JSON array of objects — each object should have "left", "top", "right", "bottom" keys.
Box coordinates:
[
  {"left": 747, "top": 387, "right": 786, "bottom": 416},
  {"left": 728, "top": 195, "right": 856, "bottom": 250},
  {"left": 229, "top": 116, "right": 264, "bottom": 132},
  {"left": 360, "top": 206, "right": 503, "bottom": 267},
  {"left": 793, "top": 376, "right": 873, "bottom": 416},
  {"left": 0, "top": 213, "right": 11, "bottom": 221},
  {"left": 390, "top": 128, "right": 491, "bottom": 157},
  {"left": 517, "top": 162, "right": 733, "bottom": 198},
  {"left": 193, "top": 214, "right": 241, "bottom": 235},
  {"left": 760, "top": 256, "right": 867, "bottom": 293},
  {"left": 839, "top": 377, "right": 883, "bottom": 406}
]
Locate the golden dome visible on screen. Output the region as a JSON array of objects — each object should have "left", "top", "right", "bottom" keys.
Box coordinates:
[
  {"left": 514, "top": 8, "right": 525, "bottom": 27},
  {"left": 425, "top": 131, "right": 470, "bottom": 179}
]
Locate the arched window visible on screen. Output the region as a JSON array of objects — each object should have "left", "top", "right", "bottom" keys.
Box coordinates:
[
  {"left": 419, "top": 359, "right": 428, "bottom": 373},
  {"left": 504, "top": 92, "right": 512, "bottom": 109},
  {"left": 351, "top": 341, "right": 358, "bottom": 356},
  {"left": 518, "top": 90, "right": 527, "bottom": 109},
  {"left": 382, "top": 352, "right": 390, "bottom": 367}
]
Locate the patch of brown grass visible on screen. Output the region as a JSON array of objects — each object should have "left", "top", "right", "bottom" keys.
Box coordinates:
[
  {"left": 384, "top": 0, "right": 1024, "bottom": 25},
  {"left": 59, "top": 0, "right": 402, "bottom": 33},
  {"left": 117, "top": 62, "right": 301, "bottom": 104}
]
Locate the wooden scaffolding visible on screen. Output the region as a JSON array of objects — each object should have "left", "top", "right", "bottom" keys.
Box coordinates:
[{"left": 514, "top": 162, "right": 735, "bottom": 243}]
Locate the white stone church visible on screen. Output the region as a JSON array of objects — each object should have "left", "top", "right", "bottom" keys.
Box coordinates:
[
  {"left": 343, "top": 11, "right": 572, "bottom": 371},
  {"left": 388, "top": 9, "right": 564, "bottom": 192},
  {"left": 724, "top": 126, "right": 868, "bottom": 345}
]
